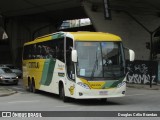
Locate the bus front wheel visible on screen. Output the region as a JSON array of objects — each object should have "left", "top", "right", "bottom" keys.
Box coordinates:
[
  {"left": 100, "top": 98, "right": 108, "bottom": 103},
  {"left": 59, "top": 85, "right": 69, "bottom": 102}
]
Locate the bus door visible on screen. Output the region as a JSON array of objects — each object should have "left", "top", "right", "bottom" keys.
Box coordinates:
[{"left": 65, "top": 37, "right": 75, "bottom": 96}]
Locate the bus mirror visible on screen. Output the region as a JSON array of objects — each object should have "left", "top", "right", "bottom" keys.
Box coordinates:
[
  {"left": 72, "top": 50, "right": 77, "bottom": 62},
  {"left": 129, "top": 49, "right": 135, "bottom": 61}
]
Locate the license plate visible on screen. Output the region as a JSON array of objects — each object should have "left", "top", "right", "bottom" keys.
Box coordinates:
[
  {"left": 99, "top": 91, "right": 108, "bottom": 95},
  {"left": 6, "top": 80, "right": 13, "bottom": 83}
]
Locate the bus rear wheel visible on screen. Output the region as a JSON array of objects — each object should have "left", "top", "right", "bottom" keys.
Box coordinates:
[
  {"left": 32, "top": 80, "right": 38, "bottom": 93},
  {"left": 28, "top": 80, "right": 33, "bottom": 92}
]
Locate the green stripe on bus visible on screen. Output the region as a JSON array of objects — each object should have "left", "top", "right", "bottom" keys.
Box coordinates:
[
  {"left": 40, "top": 58, "right": 56, "bottom": 86},
  {"left": 102, "top": 77, "right": 124, "bottom": 89},
  {"left": 52, "top": 33, "right": 64, "bottom": 39}
]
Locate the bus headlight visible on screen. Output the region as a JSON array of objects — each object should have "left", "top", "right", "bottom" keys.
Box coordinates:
[
  {"left": 16, "top": 76, "right": 18, "bottom": 79},
  {"left": 117, "top": 81, "right": 126, "bottom": 88},
  {"left": 77, "top": 82, "right": 90, "bottom": 89}
]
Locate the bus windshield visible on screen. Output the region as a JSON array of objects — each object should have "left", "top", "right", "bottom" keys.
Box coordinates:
[{"left": 75, "top": 41, "right": 125, "bottom": 80}]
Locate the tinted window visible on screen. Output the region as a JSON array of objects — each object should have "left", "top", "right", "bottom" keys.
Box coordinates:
[{"left": 23, "top": 38, "right": 64, "bottom": 62}]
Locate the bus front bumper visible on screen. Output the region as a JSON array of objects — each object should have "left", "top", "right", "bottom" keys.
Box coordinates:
[{"left": 74, "top": 84, "right": 126, "bottom": 99}]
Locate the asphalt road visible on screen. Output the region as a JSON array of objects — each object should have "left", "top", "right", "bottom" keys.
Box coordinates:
[{"left": 0, "top": 80, "right": 160, "bottom": 119}]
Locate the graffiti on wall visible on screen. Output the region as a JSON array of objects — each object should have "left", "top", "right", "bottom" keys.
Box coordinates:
[{"left": 126, "top": 60, "right": 158, "bottom": 84}]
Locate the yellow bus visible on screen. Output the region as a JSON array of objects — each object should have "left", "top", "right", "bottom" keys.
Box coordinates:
[{"left": 22, "top": 32, "right": 135, "bottom": 102}]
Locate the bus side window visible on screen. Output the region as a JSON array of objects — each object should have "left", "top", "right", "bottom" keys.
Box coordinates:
[
  {"left": 32, "top": 44, "right": 37, "bottom": 59},
  {"left": 23, "top": 45, "right": 29, "bottom": 60},
  {"left": 55, "top": 38, "right": 64, "bottom": 62},
  {"left": 28, "top": 45, "right": 33, "bottom": 59},
  {"left": 50, "top": 40, "right": 57, "bottom": 59},
  {"left": 36, "top": 44, "right": 42, "bottom": 59},
  {"left": 24, "top": 44, "right": 33, "bottom": 59}
]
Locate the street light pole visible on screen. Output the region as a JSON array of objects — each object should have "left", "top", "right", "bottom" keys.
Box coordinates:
[{"left": 150, "top": 32, "right": 153, "bottom": 88}]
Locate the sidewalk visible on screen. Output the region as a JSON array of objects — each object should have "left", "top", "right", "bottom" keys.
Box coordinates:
[
  {"left": 0, "top": 87, "right": 17, "bottom": 97},
  {"left": 127, "top": 83, "right": 160, "bottom": 90}
]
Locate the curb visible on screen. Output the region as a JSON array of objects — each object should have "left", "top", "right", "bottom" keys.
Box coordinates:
[
  {"left": 127, "top": 84, "right": 160, "bottom": 90},
  {"left": 0, "top": 88, "right": 17, "bottom": 97}
]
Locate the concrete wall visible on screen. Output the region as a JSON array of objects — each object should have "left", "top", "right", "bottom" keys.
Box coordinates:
[
  {"left": 5, "top": 16, "right": 57, "bottom": 67},
  {"left": 0, "top": 44, "right": 12, "bottom": 64},
  {"left": 83, "top": 1, "right": 160, "bottom": 61}
]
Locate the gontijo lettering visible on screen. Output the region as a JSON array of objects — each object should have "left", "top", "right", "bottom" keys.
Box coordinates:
[{"left": 28, "top": 62, "right": 39, "bottom": 68}]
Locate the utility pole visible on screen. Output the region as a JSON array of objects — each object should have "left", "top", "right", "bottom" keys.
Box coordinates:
[{"left": 150, "top": 33, "right": 153, "bottom": 88}]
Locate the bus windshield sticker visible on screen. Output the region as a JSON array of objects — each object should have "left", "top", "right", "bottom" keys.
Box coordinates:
[{"left": 80, "top": 69, "right": 85, "bottom": 76}]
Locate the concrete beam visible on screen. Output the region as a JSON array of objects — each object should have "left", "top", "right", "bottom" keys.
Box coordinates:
[{"left": 83, "top": 1, "right": 160, "bottom": 60}]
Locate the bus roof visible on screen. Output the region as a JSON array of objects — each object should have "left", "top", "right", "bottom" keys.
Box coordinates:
[
  {"left": 24, "top": 32, "right": 121, "bottom": 45},
  {"left": 68, "top": 32, "right": 121, "bottom": 41}
]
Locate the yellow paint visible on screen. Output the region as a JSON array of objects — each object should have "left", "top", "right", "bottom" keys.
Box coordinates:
[
  {"left": 69, "top": 32, "right": 121, "bottom": 41},
  {"left": 24, "top": 32, "right": 121, "bottom": 46},
  {"left": 79, "top": 78, "right": 91, "bottom": 87},
  {"left": 79, "top": 78, "right": 106, "bottom": 89},
  {"left": 23, "top": 59, "right": 45, "bottom": 89},
  {"left": 24, "top": 36, "right": 52, "bottom": 45},
  {"left": 89, "top": 81, "right": 106, "bottom": 89},
  {"left": 57, "top": 68, "right": 64, "bottom": 70},
  {"left": 69, "top": 86, "right": 75, "bottom": 95}
]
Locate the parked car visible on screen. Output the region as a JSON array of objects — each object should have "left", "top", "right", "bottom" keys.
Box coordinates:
[
  {"left": 0, "top": 67, "right": 19, "bottom": 85},
  {"left": 0, "top": 64, "right": 22, "bottom": 78}
]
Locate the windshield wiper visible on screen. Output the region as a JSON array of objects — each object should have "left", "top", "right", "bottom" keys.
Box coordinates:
[{"left": 90, "top": 51, "right": 98, "bottom": 80}]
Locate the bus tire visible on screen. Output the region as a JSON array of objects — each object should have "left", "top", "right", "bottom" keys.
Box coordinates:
[
  {"left": 32, "top": 79, "right": 38, "bottom": 93},
  {"left": 28, "top": 79, "right": 33, "bottom": 92},
  {"left": 100, "top": 98, "right": 108, "bottom": 103},
  {"left": 60, "top": 85, "right": 69, "bottom": 102}
]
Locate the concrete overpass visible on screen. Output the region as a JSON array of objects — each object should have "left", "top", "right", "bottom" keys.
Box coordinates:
[
  {"left": 0, "top": 0, "right": 160, "bottom": 83},
  {"left": 0, "top": 0, "right": 88, "bottom": 65}
]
